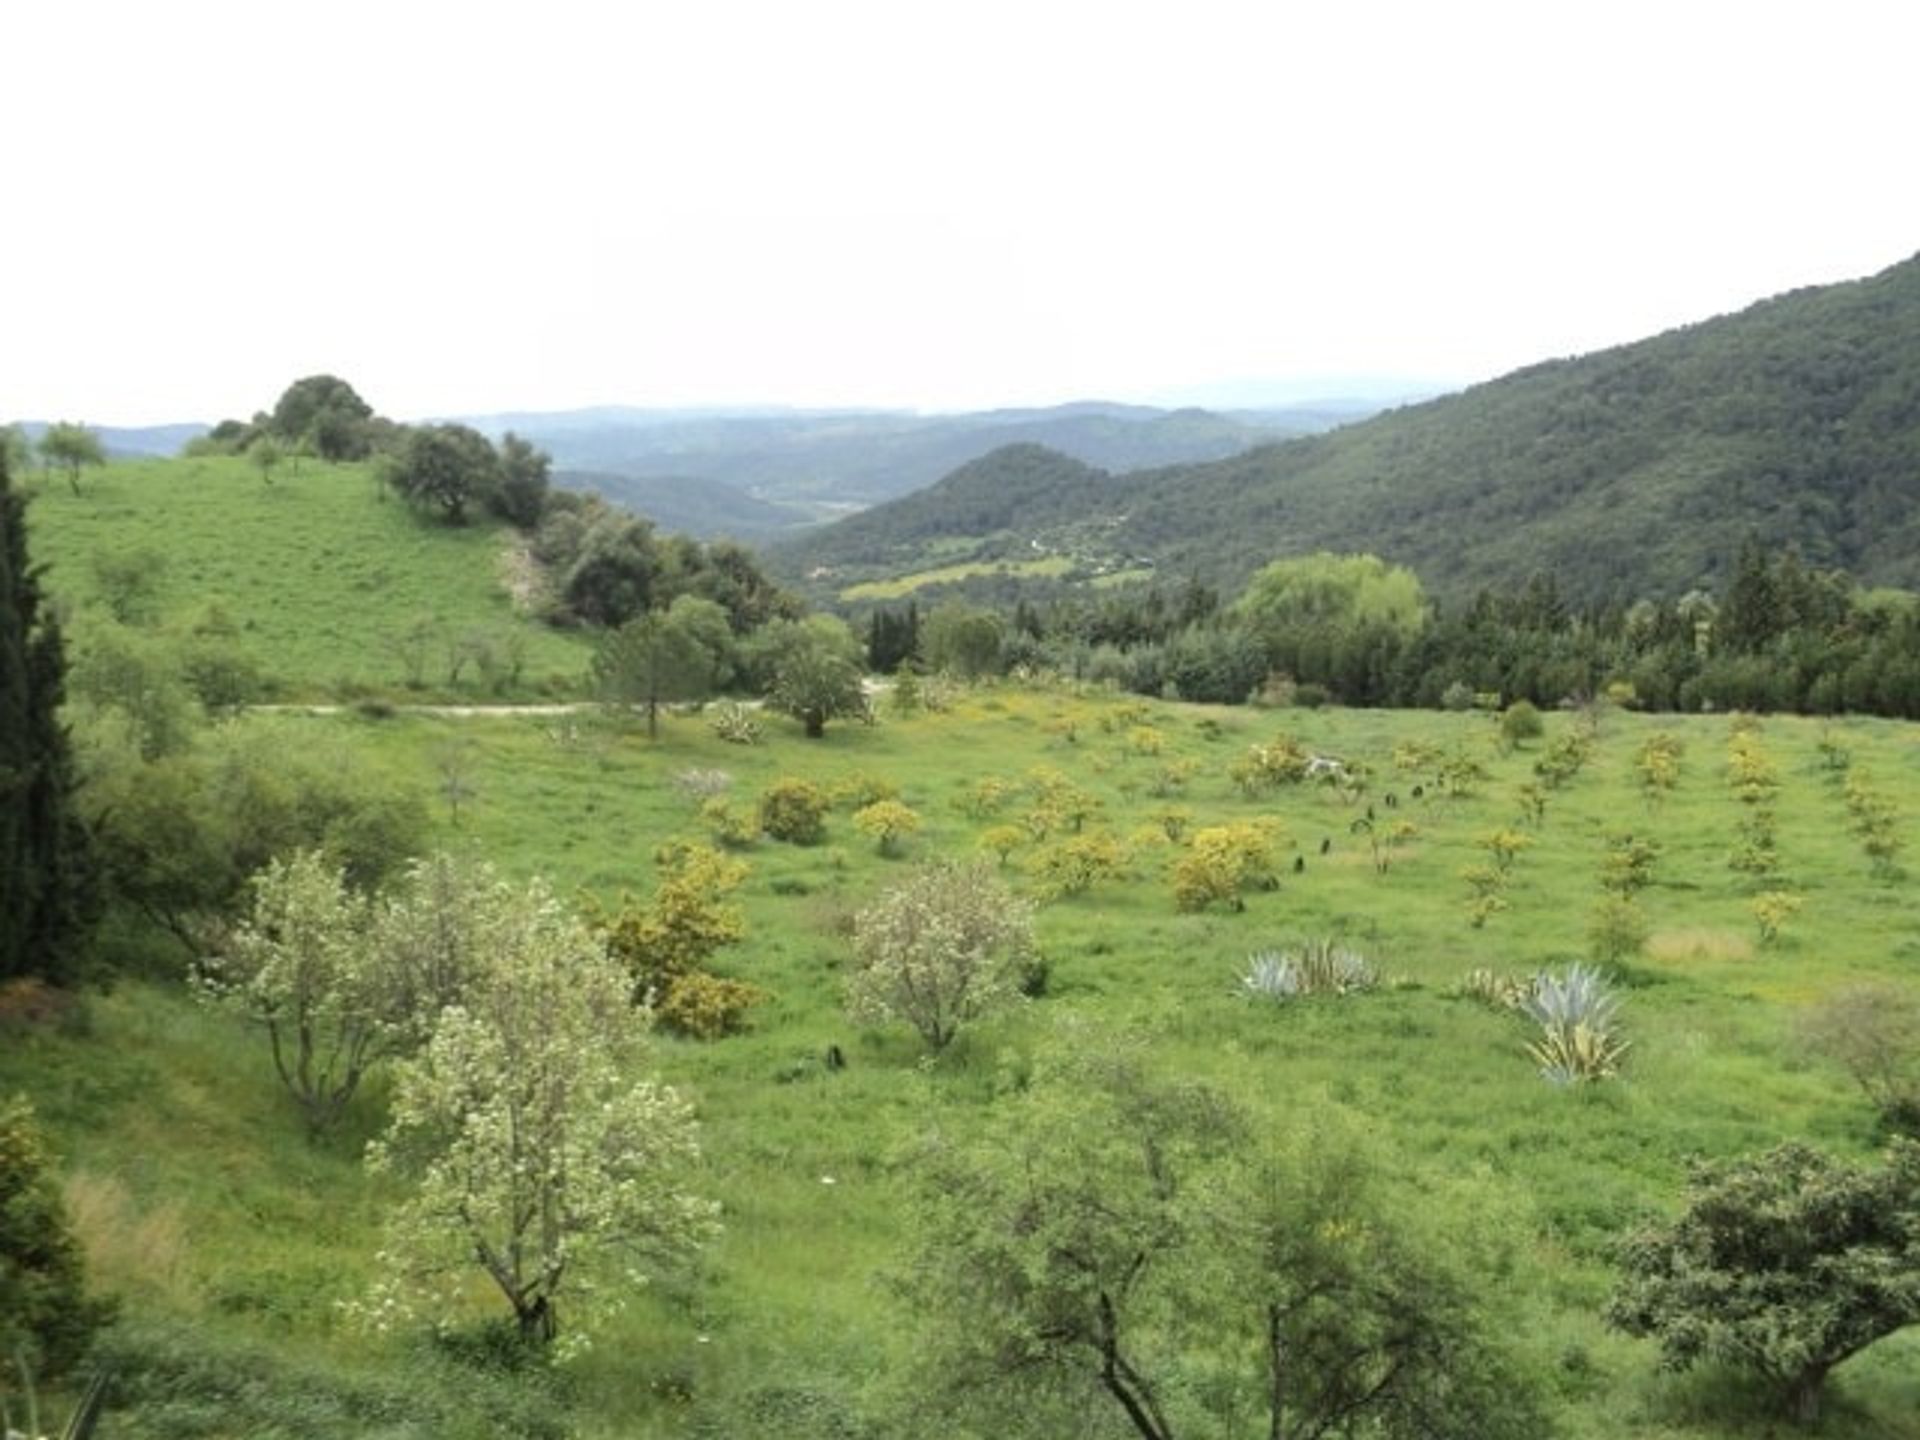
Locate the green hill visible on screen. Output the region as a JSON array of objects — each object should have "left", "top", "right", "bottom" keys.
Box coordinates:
[
  {"left": 21, "top": 455, "right": 591, "bottom": 699},
  {"left": 778, "top": 252, "right": 1920, "bottom": 605}
]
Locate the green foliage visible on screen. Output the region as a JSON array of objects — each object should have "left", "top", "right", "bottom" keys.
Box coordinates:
[
  {"left": 0, "top": 450, "right": 99, "bottom": 986},
  {"left": 918, "top": 601, "right": 1004, "bottom": 679},
  {"left": 1499, "top": 699, "right": 1543, "bottom": 747},
  {"left": 269, "top": 375, "right": 377, "bottom": 461},
  {"left": 1599, "top": 831, "right": 1660, "bottom": 897},
  {"left": 1587, "top": 894, "right": 1649, "bottom": 965},
  {"left": 759, "top": 777, "right": 831, "bottom": 845},
  {"left": 762, "top": 616, "right": 868, "bottom": 738},
  {"left": 36, "top": 424, "right": 104, "bottom": 496},
  {"left": 846, "top": 859, "right": 1032, "bottom": 1050},
  {"left": 0, "top": 1098, "right": 114, "bottom": 1379},
  {"left": 899, "top": 1033, "right": 1543, "bottom": 1440},
  {"left": 591, "top": 609, "right": 716, "bottom": 739},
  {"left": 1234, "top": 551, "right": 1429, "bottom": 641},
  {"left": 383, "top": 423, "right": 501, "bottom": 524},
  {"left": 1798, "top": 984, "right": 1920, "bottom": 1136},
  {"left": 82, "top": 718, "right": 428, "bottom": 950},
  {"left": 1609, "top": 1140, "right": 1920, "bottom": 1423}
]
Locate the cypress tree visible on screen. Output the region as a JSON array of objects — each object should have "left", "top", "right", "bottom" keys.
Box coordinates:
[{"left": 0, "top": 448, "right": 98, "bottom": 985}]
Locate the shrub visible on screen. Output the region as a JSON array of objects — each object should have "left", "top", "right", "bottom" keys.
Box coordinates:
[
  {"left": 1751, "top": 890, "right": 1802, "bottom": 946},
  {"left": 1172, "top": 822, "right": 1281, "bottom": 912},
  {"left": 759, "top": 778, "right": 831, "bottom": 845},
  {"left": 657, "top": 972, "right": 768, "bottom": 1040},
  {"left": 1228, "top": 735, "right": 1309, "bottom": 795},
  {"left": 846, "top": 860, "right": 1033, "bottom": 1050},
  {"left": 1454, "top": 968, "right": 1535, "bottom": 1010},
  {"left": 1499, "top": 700, "right": 1543, "bottom": 748},
  {"left": 852, "top": 799, "right": 921, "bottom": 857},
  {"left": 1587, "top": 895, "right": 1649, "bottom": 964},
  {"left": 0, "top": 1097, "right": 116, "bottom": 1378},
  {"left": 1026, "top": 831, "right": 1129, "bottom": 899},
  {"left": 700, "top": 798, "right": 761, "bottom": 849},
  {"left": 1798, "top": 984, "right": 1920, "bottom": 1135}
]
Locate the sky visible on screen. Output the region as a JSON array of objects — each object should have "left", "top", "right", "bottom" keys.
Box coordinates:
[{"left": 6, "top": 0, "right": 1918, "bottom": 425}]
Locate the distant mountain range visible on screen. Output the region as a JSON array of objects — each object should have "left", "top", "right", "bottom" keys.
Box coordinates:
[
  {"left": 774, "top": 252, "right": 1920, "bottom": 606},
  {"left": 466, "top": 399, "right": 1393, "bottom": 539}
]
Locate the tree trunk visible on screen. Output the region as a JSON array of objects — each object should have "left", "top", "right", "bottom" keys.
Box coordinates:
[
  {"left": 1785, "top": 1363, "right": 1828, "bottom": 1425},
  {"left": 805, "top": 711, "right": 825, "bottom": 738}
]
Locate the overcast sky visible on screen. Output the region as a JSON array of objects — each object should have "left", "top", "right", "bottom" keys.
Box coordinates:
[{"left": 6, "top": 0, "right": 1917, "bottom": 425}]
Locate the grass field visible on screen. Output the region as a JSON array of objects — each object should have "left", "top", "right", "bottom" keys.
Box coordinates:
[
  {"left": 9, "top": 683, "right": 1920, "bottom": 1437},
  {"left": 838, "top": 553, "right": 1074, "bottom": 599},
  {"left": 20, "top": 457, "right": 592, "bottom": 700}
]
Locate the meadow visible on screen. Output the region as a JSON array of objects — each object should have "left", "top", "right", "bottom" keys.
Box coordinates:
[
  {"left": 21, "top": 456, "right": 591, "bottom": 700},
  {"left": 9, "top": 458, "right": 1920, "bottom": 1437},
  {"left": 8, "top": 688, "right": 1920, "bottom": 1436}
]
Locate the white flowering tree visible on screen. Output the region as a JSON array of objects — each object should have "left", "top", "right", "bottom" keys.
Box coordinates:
[
  {"left": 847, "top": 859, "right": 1033, "bottom": 1050},
  {"left": 205, "top": 852, "right": 526, "bottom": 1135},
  {"left": 363, "top": 881, "right": 717, "bottom": 1348},
  {"left": 204, "top": 851, "right": 386, "bottom": 1135}
]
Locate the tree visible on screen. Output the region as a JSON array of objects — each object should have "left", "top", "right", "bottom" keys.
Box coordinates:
[
  {"left": 491, "top": 431, "right": 551, "bottom": 529},
  {"left": 900, "top": 1033, "right": 1542, "bottom": 1440},
  {"left": 383, "top": 423, "right": 500, "bottom": 524},
  {"left": 762, "top": 615, "right": 867, "bottom": 739},
  {"left": 590, "top": 610, "right": 714, "bottom": 740},
  {"left": 201, "top": 852, "right": 500, "bottom": 1134},
  {"left": 362, "top": 878, "right": 718, "bottom": 1346},
  {"left": 1609, "top": 1140, "right": 1920, "bottom": 1423},
  {"left": 0, "top": 1099, "right": 115, "bottom": 1380},
  {"left": 36, "top": 423, "right": 103, "bottom": 497},
  {"left": 247, "top": 432, "right": 285, "bottom": 485},
  {"left": 558, "top": 511, "right": 661, "bottom": 626},
  {"left": 921, "top": 601, "right": 1005, "bottom": 679},
  {"left": 847, "top": 859, "right": 1032, "bottom": 1050},
  {"left": 0, "top": 448, "right": 97, "bottom": 985},
  {"left": 270, "top": 375, "right": 375, "bottom": 461}
]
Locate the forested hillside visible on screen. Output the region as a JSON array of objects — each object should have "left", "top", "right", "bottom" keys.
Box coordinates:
[{"left": 779, "top": 252, "right": 1920, "bottom": 605}]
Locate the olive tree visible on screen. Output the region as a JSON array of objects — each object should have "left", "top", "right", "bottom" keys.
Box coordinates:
[
  {"left": 899, "top": 1030, "right": 1543, "bottom": 1440},
  {"left": 761, "top": 615, "right": 867, "bottom": 739},
  {"left": 362, "top": 878, "right": 717, "bottom": 1347},
  {"left": 847, "top": 859, "right": 1032, "bottom": 1050},
  {"left": 1609, "top": 1140, "right": 1920, "bottom": 1423}
]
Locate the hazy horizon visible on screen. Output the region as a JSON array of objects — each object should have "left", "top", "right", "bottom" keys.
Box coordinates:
[{"left": 8, "top": 1, "right": 1917, "bottom": 426}]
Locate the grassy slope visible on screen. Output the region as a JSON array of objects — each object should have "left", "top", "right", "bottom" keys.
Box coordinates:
[
  {"left": 8, "top": 691, "right": 1920, "bottom": 1436},
  {"left": 22, "top": 456, "right": 592, "bottom": 700}
]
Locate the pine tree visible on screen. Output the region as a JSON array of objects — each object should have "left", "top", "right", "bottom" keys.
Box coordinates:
[{"left": 0, "top": 448, "right": 98, "bottom": 985}]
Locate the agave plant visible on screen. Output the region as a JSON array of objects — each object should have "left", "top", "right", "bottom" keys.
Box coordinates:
[
  {"left": 1241, "top": 951, "right": 1300, "bottom": 1002},
  {"left": 1522, "top": 963, "right": 1628, "bottom": 1084},
  {"left": 1528, "top": 1021, "right": 1631, "bottom": 1085},
  {"left": 1240, "top": 940, "right": 1376, "bottom": 1003}
]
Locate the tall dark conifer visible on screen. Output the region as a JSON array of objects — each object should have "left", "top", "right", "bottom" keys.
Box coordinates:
[{"left": 0, "top": 449, "right": 98, "bottom": 985}]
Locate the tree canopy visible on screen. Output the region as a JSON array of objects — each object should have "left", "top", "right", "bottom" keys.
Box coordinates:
[
  {"left": 0, "top": 447, "right": 97, "bottom": 985},
  {"left": 1609, "top": 1139, "right": 1920, "bottom": 1422}
]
